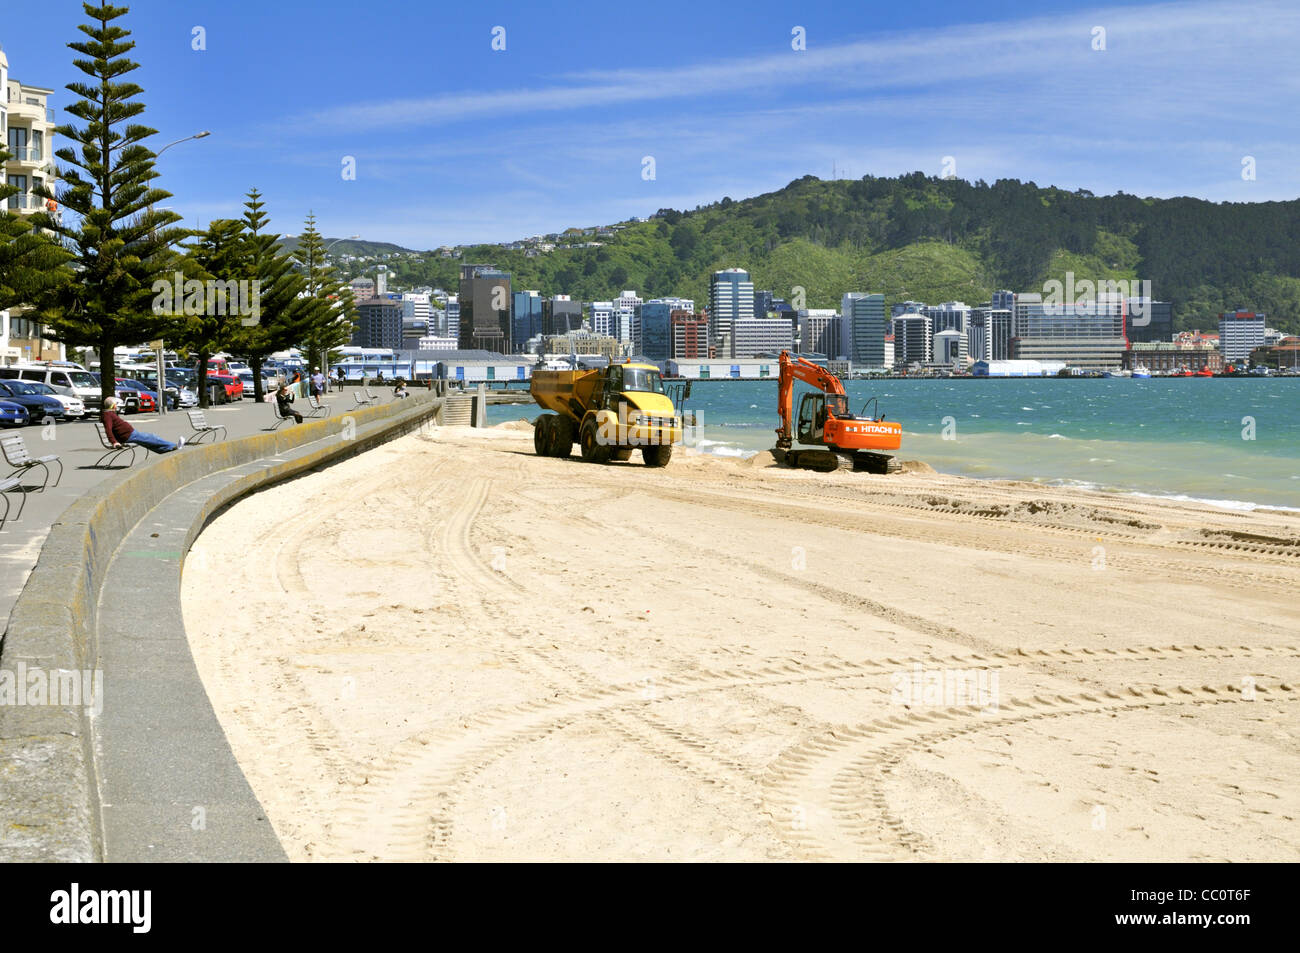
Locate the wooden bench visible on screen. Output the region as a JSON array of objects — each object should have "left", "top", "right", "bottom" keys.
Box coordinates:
[
  {"left": 92, "top": 422, "right": 138, "bottom": 468},
  {"left": 0, "top": 475, "right": 27, "bottom": 531},
  {"left": 1, "top": 432, "right": 62, "bottom": 492},
  {"left": 186, "top": 409, "right": 227, "bottom": 443}
]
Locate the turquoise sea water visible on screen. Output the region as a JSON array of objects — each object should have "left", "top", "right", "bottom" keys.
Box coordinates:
[{"left": 488, "top": 378, "right": 1300, "bottom": 510}]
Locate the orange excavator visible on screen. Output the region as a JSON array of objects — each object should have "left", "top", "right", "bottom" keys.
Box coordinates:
[{"left": 775, "top": 351, "right": 903, "bottom": 473}]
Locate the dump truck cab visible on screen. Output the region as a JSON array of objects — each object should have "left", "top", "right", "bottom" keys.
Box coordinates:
[{"left": 530, "top": 361, "right": 682, "bottom": 466}]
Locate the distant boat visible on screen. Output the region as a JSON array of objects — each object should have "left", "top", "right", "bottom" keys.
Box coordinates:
[
  {"left": 1196, "top": 366, "right": 1214, "bottom": 377},
  {"left": 1131, "top": 365, "right": 1152, "bottom": 379},
  {"left": 1104, "top": 368, "right": 1132, "bottom": 378}
]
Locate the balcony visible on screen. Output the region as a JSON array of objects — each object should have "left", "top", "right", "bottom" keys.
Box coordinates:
[
  {"left": 5, "top": 193, "right": 56, "bottom": 213},
  {"left": 4, "top": 93, "right": 52, "bottom": 124},
  {"left": 5, "top": 145, "right": 43, "bottom": 164}
]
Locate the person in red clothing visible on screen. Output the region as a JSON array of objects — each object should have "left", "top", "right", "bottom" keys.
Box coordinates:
[{"left": 102, "top": 397, "right": 185, "bottom": 452}]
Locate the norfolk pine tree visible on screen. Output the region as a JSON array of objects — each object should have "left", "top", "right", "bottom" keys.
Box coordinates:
[
  {"left": 33, "top": 1, "right": 188, "bottom": 403},
  {"left": 180, "top": 218, "right": 250, "bottom": 408},
  {"left": 233, "top": 190, "right": 319, "bottom": 402},
  {"left": 293, "top": 213, "right": 356, "bottom": 375}
]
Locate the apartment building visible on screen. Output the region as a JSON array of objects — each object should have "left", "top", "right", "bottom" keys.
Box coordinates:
[{"left": 2, "top": 49, "right": 61, "bottom": 362}]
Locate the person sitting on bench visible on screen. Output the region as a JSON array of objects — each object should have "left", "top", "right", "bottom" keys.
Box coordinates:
[
  {"left": 276, "top": 383, "right": 303, "bottom": 424},
  {"left": 102, "top": 397, "right": 184, "bottom": 453}
]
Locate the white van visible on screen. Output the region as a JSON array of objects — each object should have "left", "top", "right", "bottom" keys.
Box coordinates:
[{"left": 0, "top": 363, "right": 103, "bottom": 411}]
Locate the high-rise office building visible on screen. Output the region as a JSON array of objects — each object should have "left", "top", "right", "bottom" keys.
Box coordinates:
[
  {"left": 354, "top": 298, "right": 403, "bottom": 349},
  {"left": 968, "top": 308, "right": 1013, "bottom": 362},
  {"left": 1125, "top": 298, "right": 1173, "bottom": 344},
  {"left": 639, "top": 298, "right": 694, "bottom": 359},
  {"left": 445, "top": 296, "right": 460, "bottom": 340},
  {"left": 458, "top": 265, "right": 512, "bottom": 351},
  {"left": 991, "top": 290, "right": 1015, "bottom": 313},
  {"left": 923, "top": 301, "right": 971, "bottom": 336},
  {"left": 1218, "top": 310, "right": 1266, "bottom": 362},
  {"left": 512, "top": 291, "right": 544, "bottom": 352},
  {"left": 934, "top": 329, "right": 967, "bottom": 367},
  {"left": 1012, "top": 293, "right": 1127, "bottom": 369},
  {"left": 891, "top": 313, "right": 933, "bottom": 367},
  {"left": 709, "top": 268, "right": 754, "bottom": 356},
  {"left": 401, "top": 292, "right": 431, "bottom": 346},
  {"left": 731, "top": 318, "right": 794, "bottom": 358},
  {"left": 799, "top": 309, "right": 843, "bottom": 357},
  {"left": 841, "top": 293, "right": 887, "bottom": 367},
  {"left": 614, "top": 290, "right": 642, "bottom": 346},
  {"left": 670, "top": 311, "right": 709, "bottom": 359},
  {"left": 542, "top": 295, "right": 583, "bottom": 337}
]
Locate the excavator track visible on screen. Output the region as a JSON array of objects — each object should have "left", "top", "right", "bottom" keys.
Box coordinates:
[{"left": 778, "top": 448, "right": 899, "bottom": 474}]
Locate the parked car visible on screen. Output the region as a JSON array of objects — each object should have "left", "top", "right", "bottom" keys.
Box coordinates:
[
  {"left": 89, "top": 373, "right": 140, "bottom": 413},
  {"left": 22, "top": 381, "right": 86, "bottom": 419},
  {"left": 235, "top": 369, "right": 259, "bottom": 397},
  {"left": 128, "top": 369, "right": 183, "bottom": 409},
  {"left": 0, "top": 400, "right": 30, "bottom": 428},
  {"left": 0, "top": 364, "right": 103, "bottom": 411},
  {"left": 208, "top": 374, "right": 243, "bottom": 401},
  {"left": 0, "top": 380, "right": 66, "bottom": 423},
  {"left": 116, "top": 379, "right": 157, "bottom": 413},
  {"left": 118, "top": 378, "right": 161, "bottom": 413}
]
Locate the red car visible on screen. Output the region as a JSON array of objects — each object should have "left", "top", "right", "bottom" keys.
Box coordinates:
[{"left": 207, "top": 374, "right": 243, "bottom": 402}]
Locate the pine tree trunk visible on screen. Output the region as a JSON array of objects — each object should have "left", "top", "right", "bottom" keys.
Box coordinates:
[
  {"left": 100, "top": 335, "right": 115, "bottom": 407},
  {"left": 196, "top": 350, "right": 210, "bottom": 408},
  {"left": 250, "top": 355, "right": 264, "bottom": 403}
]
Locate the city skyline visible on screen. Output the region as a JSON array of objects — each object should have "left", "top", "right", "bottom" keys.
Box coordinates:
[{"left": 4, "top": 0, "right": 1299, "bottom": 248}]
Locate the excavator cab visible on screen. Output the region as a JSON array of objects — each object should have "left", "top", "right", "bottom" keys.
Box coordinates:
[
  {"left": 796, "top": 391, "right": 855, "bottom": 444},
  {"left": 796, "top": 392, "right": 825, "bottom": 444}
]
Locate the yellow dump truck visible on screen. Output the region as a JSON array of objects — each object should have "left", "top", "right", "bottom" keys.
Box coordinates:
[{"left": 530, "top": 362, "right": 682, "bottom": 466}]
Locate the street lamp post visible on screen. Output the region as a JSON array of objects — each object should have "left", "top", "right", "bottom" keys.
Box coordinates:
[
  {"left": 316, "top": 235, "right": 359, "bottom": 377},
  {"left": 149, "top": 130, "right": 210, "bottom": 224}
]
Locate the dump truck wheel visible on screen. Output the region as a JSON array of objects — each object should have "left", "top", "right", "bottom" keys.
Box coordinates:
[
  {"left": 580, "top": 420, "right": 610, "bottom": 463},
  {"left": 551, "top": 417, "right": 574, "bottom": 457},
  {"left": 643, "top": 444, "right": 672, "bottom": 467},
  {"left": 534, "top": 415, "right": 553, "bottom": 455},
  {"left": 611, "top": 449, "right": 633, "bottom": 461}
]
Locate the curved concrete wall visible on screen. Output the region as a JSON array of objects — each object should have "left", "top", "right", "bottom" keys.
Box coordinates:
[{"left": 0, "top": 394, "right": 440, "bottom": 861}]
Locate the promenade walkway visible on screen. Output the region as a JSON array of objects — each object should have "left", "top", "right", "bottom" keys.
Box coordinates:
[{"left": 0, "top": 389, "right": 358, "bottom": 636}]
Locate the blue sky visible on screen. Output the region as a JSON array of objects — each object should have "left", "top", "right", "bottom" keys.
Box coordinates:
[{"left": 6, "top": 0, "right": 1298, "bottom": 248}]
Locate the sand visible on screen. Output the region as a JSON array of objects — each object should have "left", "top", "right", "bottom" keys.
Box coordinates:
[{"left": 182, "top": 422, "right": 1300, "bottom": 862}]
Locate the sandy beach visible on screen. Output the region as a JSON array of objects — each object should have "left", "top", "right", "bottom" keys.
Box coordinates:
[{"left": 182, "top": 422, "right": 1300, "bottom": 862}]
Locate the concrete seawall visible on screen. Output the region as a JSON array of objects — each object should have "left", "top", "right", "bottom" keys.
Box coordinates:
[{"left": 0, "top": 394, "right": 440, "bottom": 862}]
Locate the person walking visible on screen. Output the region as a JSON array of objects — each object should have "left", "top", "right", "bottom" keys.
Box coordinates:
[
  {"left": 102, "top": 397, "right": 185, "bottom": 453},
  {"left": 335, "top": 367, "right": 346, "bottom": 391},
  {"left": 276, "top": 383, "right": 304, "bottom": 424},
  {"left": 310, "top": 367, "right": 326, "bottom": 399}
]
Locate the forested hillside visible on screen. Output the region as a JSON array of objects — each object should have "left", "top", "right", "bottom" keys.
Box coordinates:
[{"left": 371, "top": 173, "right": 1300, "bottom": 334}]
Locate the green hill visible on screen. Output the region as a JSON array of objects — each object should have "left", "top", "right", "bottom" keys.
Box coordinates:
[
  {"left": 372, "top": 173, "right": 1300, "bottom": 334},
  {"left": 277, "top": 236, "right": 420, "bottom": 258}
]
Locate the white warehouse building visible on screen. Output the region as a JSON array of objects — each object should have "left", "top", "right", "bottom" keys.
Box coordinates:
[{"left": 666, "top": 358, "right": 780, "bottom": 380}]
